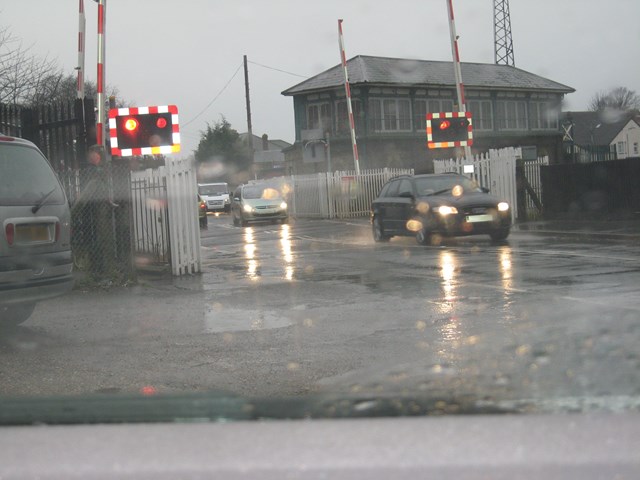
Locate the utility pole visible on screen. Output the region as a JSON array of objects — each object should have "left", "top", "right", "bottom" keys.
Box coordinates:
[
  {"left": 243, "top": 55, "right": 253, "bottom": 147},
  {"left": 243, "top": 55, "right": 255, "bottom": 178}
]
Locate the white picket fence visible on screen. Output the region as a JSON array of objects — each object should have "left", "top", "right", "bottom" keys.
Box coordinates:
[
  {"left": 131, "top": 158, "right": 201, "bottom": 276},
  {"left": 251, "top": 168, "right": 413, "bottom": 219}
]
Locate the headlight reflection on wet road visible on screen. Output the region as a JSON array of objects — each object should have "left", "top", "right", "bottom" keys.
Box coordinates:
[
  {"left": 243, "top": 227, "right": 260, "bottom": 281},
  {"left": 280, "top": 224, "right": 294, "bottom": 281},
  {"left": 439, "top": 251, "right": 458, "bottom": 312},
  {"left": 242, "top": 225, "right": 296, "bottom": 281}
]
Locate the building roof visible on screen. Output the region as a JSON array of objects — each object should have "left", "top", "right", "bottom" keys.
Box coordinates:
[
  {"left": 282, "top": 55, "right": 575, "bottom": 96},
  {"left": 562, "top": 110, "right": 640, "bottom": 146},
  {"left": 239, "top": 133, "right": 292, "bottom": 151}
]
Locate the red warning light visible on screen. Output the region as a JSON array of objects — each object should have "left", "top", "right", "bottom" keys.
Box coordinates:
[
  {"left": 124, "top": 118, "right": 139, "bottom": 131},
  {"left": 156, "top": 117, "right": 168, "bottom": 129},
  {"left": 439, "top": 120, "right": 451, "bottom": 130}
]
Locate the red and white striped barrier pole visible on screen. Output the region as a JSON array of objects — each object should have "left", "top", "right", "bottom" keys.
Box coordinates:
[
  {"left": 338, "top": 19, "right": 361, "bottom": 175},
  {"left": 77, "top": 0, "right": 85, "bottom": 100},
  {"left": 96, "top": 0, "right": 106, "bottom": 147},
  {"left": 445, "top": 0, "right": 472, "bottom": 160}
]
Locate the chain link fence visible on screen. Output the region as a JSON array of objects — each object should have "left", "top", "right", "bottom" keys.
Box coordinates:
[{"left": 61, "top": 160, "right": 134, "bottom": 285}]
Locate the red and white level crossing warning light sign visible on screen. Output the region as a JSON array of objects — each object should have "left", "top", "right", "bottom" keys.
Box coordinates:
[
  {"left": 426, "top": 111, "right": 473, "bottom": 149},
  {"left": 109, "top": 105, "right": 180, "bottom": 157}
]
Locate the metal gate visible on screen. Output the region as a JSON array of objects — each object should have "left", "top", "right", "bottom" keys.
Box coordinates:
[{"left": 130, "top": 158, "right": 201, "bottom": 276}]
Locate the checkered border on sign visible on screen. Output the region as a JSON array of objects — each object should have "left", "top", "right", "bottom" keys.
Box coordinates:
[
  {"left": 426, "top": 111, "right": 473, "bottom": 149},
  {"left": 108, "top": 105, "right": 181, "bottom": 157}
]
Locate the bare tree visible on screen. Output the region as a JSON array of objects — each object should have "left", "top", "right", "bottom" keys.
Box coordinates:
[
  {"left": 1, "top": 24, "right": 129, "bottom": 108},
  {"left": 589, "top": 86, "right": 640, "bottom": 112},
  {"left": 0, "top": 25, "right": 61, "bottom": 105}
]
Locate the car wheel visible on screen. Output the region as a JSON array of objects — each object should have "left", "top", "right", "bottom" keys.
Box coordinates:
[
  {"left": 372, "top": 217, "right": 389, "bottom": 243},
  {"left": 490, "top": 228, "right": 510, "bottom": 242},
  {"left": 0, "top": 303, "right": 36, "bottom": 327},
  {"left": 416, "top": 228, "right": 432, "bottom": 246}
]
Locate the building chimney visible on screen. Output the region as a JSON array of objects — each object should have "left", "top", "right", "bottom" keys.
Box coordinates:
[{"left": 262, "top": 134, "right": 269, "bottom": 151}]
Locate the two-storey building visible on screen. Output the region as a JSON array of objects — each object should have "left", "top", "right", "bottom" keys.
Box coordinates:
[{"left": 282, "top": 55, "right": 574, "bottom": 174}]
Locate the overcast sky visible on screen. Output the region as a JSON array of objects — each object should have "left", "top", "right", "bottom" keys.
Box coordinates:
[{"left": 2, "top": 0, "right": 639, "bottom": 156}]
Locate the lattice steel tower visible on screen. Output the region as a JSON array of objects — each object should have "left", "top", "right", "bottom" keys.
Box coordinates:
[{"left": 494, "top": 0, "right": 515, "bottom": 66}]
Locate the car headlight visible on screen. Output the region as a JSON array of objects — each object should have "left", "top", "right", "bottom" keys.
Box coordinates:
[
  {"left": 498, "top": 202, "right": 509, "bottom": 212},
  {"left": 434, "top": 205, "right": 458, "bottom": 216},
  {"left": 280, "top": 201, "right": 288, "bottom": 210},
  {"left": 243, "top": 204, "right": 254, "bottom": 213}
]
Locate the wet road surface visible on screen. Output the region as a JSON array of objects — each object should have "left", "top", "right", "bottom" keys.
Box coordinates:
[{"left": 1, "top": 214, "right": 639, "bottom": 410}]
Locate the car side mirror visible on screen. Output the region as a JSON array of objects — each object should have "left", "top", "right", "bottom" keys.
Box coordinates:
[{"left": 398, "top": 191, "right": 415, "bottom": 200}]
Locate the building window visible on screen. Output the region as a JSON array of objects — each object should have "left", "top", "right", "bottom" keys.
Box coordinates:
[
  {"left": 468, "top": 100, "right": 493, "bottom": 131},
  {"left": 369, "top": 98, "right": 412, "bottom": 132},
  {"left": 617, "top": 141, "right": 627, "bottom": 155},
  {"left": 530, "top": 101, "right": 559, "bottom": 130},
  {"left": 633, "top": 142, "right": 639, "bottom": 155},
  {"left": 496, "top": 100, "right": 528, "bottom": 130},
  {"left": 414, "top": 99, "right": 455, "bottom": 131},
  {"left": 336, "top": 99, "right": 362, "bottom": 134},
  {"left": 307, "top": 102, "right": 331, "bottom": 131}
]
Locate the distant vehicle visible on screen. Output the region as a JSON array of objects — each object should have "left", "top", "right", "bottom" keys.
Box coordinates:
[
  {"left": 371, "top": 173, "right": 511, "bottom": 244},
  {"left": 198, "top": 182, "right": 230, "bottom": 213},
  {"left": 0, "top": 135, "right": 74, "bottom": 326},
  {"left": 197, "top": 194, "right": 208, "bottom": 229},
  {"left": 231, "top": 184, "right": 289, "bottom": 226}
]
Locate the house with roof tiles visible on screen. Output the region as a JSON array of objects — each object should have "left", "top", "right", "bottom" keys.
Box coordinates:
[
  {"left": 562, "top": 111, "right": 640, "bottom": 162},
  {"left": 281, "top": 55, "right": 575, "bottom": 174}
]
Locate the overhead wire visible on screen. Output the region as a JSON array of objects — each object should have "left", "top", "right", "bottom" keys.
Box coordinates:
[
  {"left": 247, "top": 60, "right": 309, "bottom": 79},
  {"left": 182, "top": 62, "right": 244, "bottom": 127}
]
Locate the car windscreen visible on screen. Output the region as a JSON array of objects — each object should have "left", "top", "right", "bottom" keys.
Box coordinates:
[
  {"left": 243, "top": 186, "right": 282, "bottom": 200},
  {"left": 198, "top": 185, "right": 228, "bottom": 195},
  {"left": 414, "top": 176, "right": 482, "bottom": 196},
  {"left": 0, "top": 143, "right": 65, "bottom": 206}
]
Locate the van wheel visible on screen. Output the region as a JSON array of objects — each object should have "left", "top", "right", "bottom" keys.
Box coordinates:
[{"left": 0, "top": 304, "right": 36, "bottom": 327}]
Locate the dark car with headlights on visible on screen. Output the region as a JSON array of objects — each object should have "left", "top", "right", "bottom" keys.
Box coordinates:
[
  {"left": 0, "top": 136, "right": 73, "bottom": 326},
  {"left": 231, "top": 184, "right": 289, "bottom": 226},
  {"left": 371, "top": 173, "right": 511, "bottom": 245}
]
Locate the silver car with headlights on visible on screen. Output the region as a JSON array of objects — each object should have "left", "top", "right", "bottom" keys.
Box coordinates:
[{"left": 231, "top": 184, "right": 289, "bottom": 226}]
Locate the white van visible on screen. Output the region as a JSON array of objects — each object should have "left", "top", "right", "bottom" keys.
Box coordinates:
[{"left": 197, "top": 182, "right": 230, "bottom": 213}]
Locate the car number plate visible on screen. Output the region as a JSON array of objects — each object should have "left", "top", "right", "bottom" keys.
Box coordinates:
[
  {"left": 465, "top": 214, "right": 493, "bottom": 223},
  {"left": 16, "top": 224, "right": 51, "bottom": 243}
]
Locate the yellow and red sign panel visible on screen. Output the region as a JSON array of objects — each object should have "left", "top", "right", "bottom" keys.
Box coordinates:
[{"left": 426, "top": 111, "right": 473, "bottom": 149}]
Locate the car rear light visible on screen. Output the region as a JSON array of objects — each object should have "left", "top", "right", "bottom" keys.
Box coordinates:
[
  {"left": 5, "top": 223, "right": 14, "bottom": 246},
  {"left": 55, "top": 222, "right": 61, "bottom": 242}
]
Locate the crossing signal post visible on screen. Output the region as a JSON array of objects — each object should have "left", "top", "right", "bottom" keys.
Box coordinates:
[
  {"left": 109, "top": 105, "right": 180, "bottom": 157},
  {"left": 426, "top": 111, "right": 473, "bottom": 149}
]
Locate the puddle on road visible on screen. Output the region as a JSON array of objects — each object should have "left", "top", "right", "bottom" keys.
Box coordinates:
[{"left": 204, "top": 306, "right": 293, "bottom": 333}]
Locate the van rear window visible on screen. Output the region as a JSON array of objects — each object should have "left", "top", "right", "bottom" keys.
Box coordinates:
[{"left": 0, "top": 144, "right": 65, "bottom": 206}]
